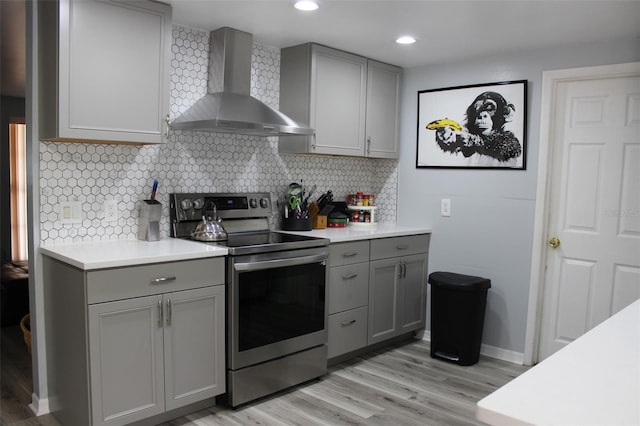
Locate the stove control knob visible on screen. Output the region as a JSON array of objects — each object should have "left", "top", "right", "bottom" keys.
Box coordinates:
[
  {"left": 180, "top": 199, "right": 192, "bottom": 210},
  {"left": 260, "top": 198, "right": 269, "bottom": 209},
  {"left": 249, "top": 198, "right": 258, "bottom": 208},
  {"left": 192, "top": 198, "right": 204, "bottom": 210}
]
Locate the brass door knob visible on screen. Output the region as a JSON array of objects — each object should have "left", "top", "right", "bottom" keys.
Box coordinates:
[{"left": 548, "top": 237, "right": 561, "bottom": 248}]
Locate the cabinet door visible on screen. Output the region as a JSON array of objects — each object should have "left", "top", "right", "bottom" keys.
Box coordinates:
[
  {"left": 311, "top": 45, "right": 367, "bottom": 156},
  {"left": 366, "top": 60, "right": 401, "bottom": 159},
  {"left": 59, "top": 0, "right": 171, "bottom": 143},
  {"left": 163, "top": 286, "right": 226, "bottom": 411},
  {"left": 88, "top": 296, "right": 165, "bottom": 426},
  {"left": 399, "top": 254, "right": 428, "bottom": 333},
  {"left": 368, "top": 257, "right": 401, "bottom": 345}
]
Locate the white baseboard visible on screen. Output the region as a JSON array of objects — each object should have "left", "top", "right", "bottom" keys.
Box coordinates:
[
  {"left": 479, "top": 343, "right": 524, "bottom": 365},
  {"left": 419, "top": 331, "right": 524, "bottom": 365},
  {"left": 30, "top": 393, "right": 50, "bottom": 416}
]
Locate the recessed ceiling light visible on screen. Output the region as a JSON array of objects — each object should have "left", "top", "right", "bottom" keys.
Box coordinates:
[
  {"left": 396, "top": 36, "right": 416, "bottom": 45},
  {"left": 294, "top": 1, "right": 319, "bottom": 11}
]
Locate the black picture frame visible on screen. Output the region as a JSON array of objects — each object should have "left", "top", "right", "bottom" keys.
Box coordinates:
[{"left": 416, "top": 80, "right": 527, "bottom": 169}]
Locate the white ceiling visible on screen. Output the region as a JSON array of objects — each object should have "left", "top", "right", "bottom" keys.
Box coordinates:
[
  {"left": 2, "top": 1, "right": 639, "bottom": 98},
  {"left": 167, "top": 0, "right": 640, "bottom": 68}
]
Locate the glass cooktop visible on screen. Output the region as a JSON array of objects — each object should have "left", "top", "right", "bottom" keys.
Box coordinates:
[{"left": 195, "top": 231, "right": 329, "bottom": 255}]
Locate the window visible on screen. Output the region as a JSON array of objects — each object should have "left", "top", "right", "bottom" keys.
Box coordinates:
[{"left": 9, "top": 123, "right": 28, "bottom": 261}]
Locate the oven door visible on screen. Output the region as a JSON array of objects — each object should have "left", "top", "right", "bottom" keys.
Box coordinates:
[{"left": 228, "top": 246, "right": 329, "bottom": 370}]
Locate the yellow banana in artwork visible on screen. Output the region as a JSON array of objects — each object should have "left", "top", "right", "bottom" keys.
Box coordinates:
[{"left": 426, "top": 118, "right": 462, "bottom": 132}]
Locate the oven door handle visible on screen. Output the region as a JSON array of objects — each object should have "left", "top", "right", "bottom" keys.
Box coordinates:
[{"left": 234, "top": 253, "right": 327, "bottom": 272}]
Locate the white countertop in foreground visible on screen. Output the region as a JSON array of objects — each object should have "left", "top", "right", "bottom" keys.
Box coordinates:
[
  {"left": 279, "top": 224, "right": 431, "bottom": 243},
  {"left": 40, "top": 238, "right": 228, "bottom": 271},
  {"left": 476, "top": 299, "right": 640, "bottom": 426}
]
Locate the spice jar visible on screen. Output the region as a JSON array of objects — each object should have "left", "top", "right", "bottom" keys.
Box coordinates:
[
  {"left": 364, "top": 211, "right": 371, "bottom": 223},
  {"left": 369, "top": 194, "right": 375, "bottom": 206},
  {"left": 363, "top": 194, "right": 370, "bottom": 206},
  {"left": 351, "top": 210, "right": 359, "bottom": 222},
  {"left": 356, "top": 192, "right": 364, "bottom": 206}
]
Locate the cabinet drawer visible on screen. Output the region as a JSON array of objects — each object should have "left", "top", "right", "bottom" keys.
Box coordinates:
[
  {"left": 370, "top": 234, "right": 430, "bottom": 260},
  {"left": 329, "top": 263, "right": 369, "bottom": 314},
  {"left": 328, "top": 306, "right": 368, "bottom": 359},
  {"left": 330, "top": 241, "right": 370, "bottom": 266},
  {"left": 87, "top": 258, "right": 225, "bottom": 304}
]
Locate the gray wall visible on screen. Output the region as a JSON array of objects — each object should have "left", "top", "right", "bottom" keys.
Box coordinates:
[{"left": 397, "top": 37, "right": 640, "bottom": 355}]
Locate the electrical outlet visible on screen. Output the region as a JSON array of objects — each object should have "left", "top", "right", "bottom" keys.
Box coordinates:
[
  {"left": 104, "top": 200, "right": 118, "bottom": 222},
  {"left": 441, "top": 198, "right": 451, "bottom": 217}
]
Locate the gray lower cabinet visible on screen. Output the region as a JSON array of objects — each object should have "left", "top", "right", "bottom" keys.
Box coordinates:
[
  {"left": 327, "top": 241, "right": 370, "bottom": 358},
  {"left": 43, "top": 256, "right": 225, "bottom": 426},
  {"left": 368, "top": 235, "right": 429, "bottom": 345},
  {"left": 368, "top": 254, "right": 428, "bottom": 345},
  {"left": 327, "top": 234, "right": 430, "bottom": 359}
]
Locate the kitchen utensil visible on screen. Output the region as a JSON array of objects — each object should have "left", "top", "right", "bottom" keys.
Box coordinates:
[
  {"left": 150, "top": 179, "right": 158, "bottom": 201},
  {"left": 302, "top": 184, "right": 317, "bottom": 209},
  {"left": 288, "top": 182, "right": 302, "bottom": 196},
  {"left": 138, "top": 199, "right": 161, "bottom": 241},
  {"left": 191, "top": 202, "right": 227, "bottom": 241}
]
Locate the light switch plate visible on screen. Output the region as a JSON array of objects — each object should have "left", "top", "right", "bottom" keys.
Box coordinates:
[
  {"left": 59, "top": 201, "right": 82, "bottom": 224},
  {"left": 441, "top": 198, "right": 451, "bottom": 217}
]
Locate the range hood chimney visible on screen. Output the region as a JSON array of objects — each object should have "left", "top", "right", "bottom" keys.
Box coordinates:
[{"left": 170, "top": 27, "right": 313, "bottom": 137}]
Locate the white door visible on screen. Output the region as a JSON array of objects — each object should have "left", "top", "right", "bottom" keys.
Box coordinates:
[{"left": 538, "top": 66, "right": 640, "bottom": 360}]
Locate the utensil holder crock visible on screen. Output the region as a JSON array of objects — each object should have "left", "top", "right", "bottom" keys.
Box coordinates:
[{"left": 138, "top": 200, "right": 162, "bottom": 241}]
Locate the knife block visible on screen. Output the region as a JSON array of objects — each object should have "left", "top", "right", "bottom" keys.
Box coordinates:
[
  {"left": 312, "top": 215, "right": 327, "bottom": 229},
  {"left": 309, "top": 202, "right": 327, "bottom": 229},
  {"left": 138, "top": 200, "right": 161, "bottom": 241}
]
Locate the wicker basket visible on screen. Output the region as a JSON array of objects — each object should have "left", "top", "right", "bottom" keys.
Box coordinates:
[{"left": 20, "top": 313, "right": 31, "bottom": 356}]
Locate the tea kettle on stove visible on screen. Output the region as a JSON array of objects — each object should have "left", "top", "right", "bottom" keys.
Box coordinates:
[{"left": 191, "top": 201, "right": 228, "bottom": 242}]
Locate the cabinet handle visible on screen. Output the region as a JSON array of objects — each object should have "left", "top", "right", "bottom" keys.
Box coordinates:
[
  {"left": 165, "top": 114, "right": 170, "bottom": 137},
  {"left": 166, "top": 299, "right": 172, "bottom": 326},
  {"left": 157, "top": 299, "right": 163, "bottom": 327},
  {"left": 396, "top": 262, "right": 406, "bottom": 278},
  {"left": 312, "top": 133, "right": 316, "bottom": 151},
  {"left": 340, "top": 319, "right": 356, "bottom": 327},
  {"left": 367, "top": 136, "right": 371, "bottom": 156},
  {"left": 395, "top": 244, "right": 409, "bottom": 250},
  {"left": 151, "top": 276, "right": 176, "bottom": 284},
  {"left": 342, "top": 273, "right": 358, "bottom": 280},
  {"left": 342, "top": 252, "right": 358, "bottom": 258}
]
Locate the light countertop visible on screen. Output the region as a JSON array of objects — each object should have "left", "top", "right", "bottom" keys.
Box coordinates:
[
  {"left": 39, "top": 225, "right": 430, "bottom": 271},
  {"left": 39, "top": 238, "right": 228, "bottom": 271},
  {"left": 279, "top": 223, "right": 431, "bottom": 243},
  {"left": 476, "top": 298, "right": 640, "bottom": 426}
]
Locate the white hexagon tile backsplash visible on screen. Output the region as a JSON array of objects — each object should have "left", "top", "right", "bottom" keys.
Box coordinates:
[{"left": 38, "top": 25, "right": 398, "bottom": 245}]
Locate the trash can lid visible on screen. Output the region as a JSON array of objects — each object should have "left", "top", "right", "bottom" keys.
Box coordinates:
[{"left": 428, "top": 271, "right": 491, "bottom": 291}]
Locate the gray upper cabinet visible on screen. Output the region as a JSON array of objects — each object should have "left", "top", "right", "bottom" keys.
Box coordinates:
[
  {"left": 366, "top": 60, "right": 401, "bottom": 159},
  {"left": 39, "top": 0, "right": 172, "bottom": 144},
  {"left": 279, "top": 43, "right": 400, "bottom": 158}
]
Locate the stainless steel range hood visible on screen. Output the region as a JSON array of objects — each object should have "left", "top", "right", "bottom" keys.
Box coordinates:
[{"left": 170, "top": 27, "right": 313, "bottom": 137}]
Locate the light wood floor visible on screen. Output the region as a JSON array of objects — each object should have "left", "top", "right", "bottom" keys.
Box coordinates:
[{"left": 1, "top": 330, "right": 527, "bottom": 426}]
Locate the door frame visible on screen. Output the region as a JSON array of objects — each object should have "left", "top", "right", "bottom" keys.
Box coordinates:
[{"left": 523, "top": 61, "right": 640, "bottom": 365}]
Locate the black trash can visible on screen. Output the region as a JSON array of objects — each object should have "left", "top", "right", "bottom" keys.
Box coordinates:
[{"left": 428, "top": 272, "right": 491, "bottom": 366}]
